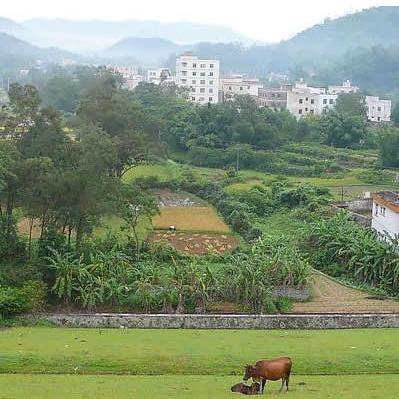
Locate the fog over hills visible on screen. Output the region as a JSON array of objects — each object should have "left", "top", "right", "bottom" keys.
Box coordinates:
[{"left": 18, "top": 18, "right": 253, "bottom": 52}]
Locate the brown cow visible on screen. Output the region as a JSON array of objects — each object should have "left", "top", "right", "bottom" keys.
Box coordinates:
[
  {"left": 243, "top": 357, "right": 292, "bottom": 393},
  {"left": 231, "top": 382, "right": 261, "bottom": 395}
]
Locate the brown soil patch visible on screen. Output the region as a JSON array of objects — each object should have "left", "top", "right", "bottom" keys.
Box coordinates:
[
  {"left": 151, "top": 231, "right": 239, "bottom": 255},
  {"left": 17, "top": 218, "right": 41, "bottom": 239},
  {"left": 293, "top": 272, "right": 399, "bottom": 313}
]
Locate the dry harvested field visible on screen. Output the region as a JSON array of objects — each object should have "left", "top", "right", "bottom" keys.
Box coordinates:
[
  {"left": 153, "top": 207, "right": 230, "bottom": 233},
  {"left": 293, "top": 272, "right": 399, "bottom": 313},
  {"left": 151, "top": 231, "right": 239, "bottom": 255}
]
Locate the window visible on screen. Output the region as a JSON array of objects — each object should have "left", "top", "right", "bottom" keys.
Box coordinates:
[
  {"left": 240, "top": 87, "right": 243, "bottom": 91},
  {"left": 200, "top": 88, "right": 205, "bottom": 93},
  {"left": 209, "top": 97, "right": 213, "bottom": 102},
  {"left": 191, "top": 96, "right": 196, "bottom": 101},
  {"left": 310, "top": 99, "right": 315, "bottom": 104},
  {"left": 310, "top": 109, "right": 314, "bottom": 114},
  {"left": 200, "top": 72, "right": 206, "bottom": 77},
  {"left": 192, "top": 72, "right": 197, "bottom": 76},
  {"left": 228, "top": 86, "right": 232, "bottom": 90},
  {"left": 209, "top": 72, "right": 214, "bottom": 77},
  {"left": 182, "top": 62, "right": 187, "bottom": 67},
  {"left": 277, "top": 94, "right": 281, "bottom": 98},
  {"left": 199, "top": 97, "right": 205, "bottom": 101},
  {"left": 181, "top": 79, "right": 187, "bottom": 84},
  {"left": 378, "top": 106, "right": 382, "bottom": 111},
  {"left": 305, "top": 108, "right": 308, "bottom": 112},
  {"left": 192, "top": 80, "right": 196, "bottom": 84},
  {"left": 200, "top": 64, "right": 206, "bottom": 68},
  {"left": 299, "top": 99, "right": 303, "bottom": 104},
  {"left": 378, "top": 117, "right": 381, "bottom": 121},
  {"left": 209, "top": 80, "right": 214, "bottom": 85},
  {"left": 181, "top": 71, "right": 187, "bottom": 76},
  {"left": 210, "top": 64, "right": 214, "bottom": 68},
  {"left": 192, "top": 63, "right": 197, "bottom": 68},
  {"left": 200, "top": 80, "right": 205, "bottom": 85},
  {"left": 323, "top": 99, "right": 327, "bottom": 105},
  {"left": 329, "top": 99, "right": 334, "bottom": 104},
  {"left": 305, "top": 97, "right": 309, "bottom": 101},
  {"left": 191, "top": 87, "right": 196, "bottom": 92},
  {"left": 299, "top": 109, "right": 303, "bottom": 115},
  {"left": 209, "top": 88, "right": 213, "bottom": 94},
  {"left": 375, "top": 204, "right": 379, "bottom": 216},
  {"left": 382, "top": 206, "right": 386, "bottom": 216},
  {"left": 271, "top": 93, "right": 275, "bottom": 98}
]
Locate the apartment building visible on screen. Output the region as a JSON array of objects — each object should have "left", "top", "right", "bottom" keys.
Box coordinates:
[
  {"left": 108, "top": 66, "right": 143, "bottom": 91},
  {"left": 176, "top": 52, "right": 220, "bottom": 105},
  {"left": 220, "top": 75, "right": 263, "bottom": 101},
  {"left": 366, "top": 96, "right": 391, "bottom": 122}
]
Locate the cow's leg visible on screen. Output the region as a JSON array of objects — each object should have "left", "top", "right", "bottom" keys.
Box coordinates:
[
  {"left": 261, "top": 379, "right": 267, "bottom": 394},
  {"left": 280, "top": 378, "right": 285, "bottom": 392},
  {"left": 286, "top": 374, "right": 290, "bottom": 392}
]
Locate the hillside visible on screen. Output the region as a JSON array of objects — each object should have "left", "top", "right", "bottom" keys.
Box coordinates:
[
  {"left": 105, "top": 37, "right": 189, "bottom": 65},
  {"left": 0, "top": 33, "right": 77, "bottom": 74},
  {"left": 0, "top": 17, "right": 22, "bottom": 34},
  {"left": 277, "top": 6, "right": 399, "bottom": 60}
]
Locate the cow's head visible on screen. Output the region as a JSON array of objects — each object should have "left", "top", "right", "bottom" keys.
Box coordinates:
[{"left": 243, "top": 364, "right": 256, "bottom": 381}]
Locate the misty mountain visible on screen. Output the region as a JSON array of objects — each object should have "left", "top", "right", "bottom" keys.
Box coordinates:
[
  {"left": 0, "top": 17, "right": 23, "bottom": 34},
  {"left": 105, "top": 37, "right": 189, "bottom": 65},
  {"left": 0, "top": 33, "right": 77, "bottom": 74},
  {"left": 276, "top": 6, "right": 399, "bottom": 61},
  {"left": 19, "top": 18, "right": 252, "bottom": 52},
  {"left": 102, "top": 6, "right": 399, "bottom": 72}
]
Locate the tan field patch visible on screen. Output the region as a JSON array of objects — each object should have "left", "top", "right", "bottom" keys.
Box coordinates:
[
  {"left": 153, "top": 207, "right": 230, "bottom": 233},
  {"left": 17, "top": 218, "right": 42, "bottom": 239},
  {"left": 151, "top": 231, "right": 239, "bottom": 255}
]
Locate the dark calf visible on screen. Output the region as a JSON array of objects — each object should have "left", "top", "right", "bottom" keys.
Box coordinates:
[{"left": 231, "top": 382, "right": 261, "bottom": 395}]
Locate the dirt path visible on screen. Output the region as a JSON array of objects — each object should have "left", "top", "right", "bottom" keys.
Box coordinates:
[{"left": 293, "top": 272, "right": 399, "bottom": 313}]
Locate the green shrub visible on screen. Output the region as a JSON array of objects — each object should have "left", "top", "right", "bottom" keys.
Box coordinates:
[
  {"left": 0, "top": 286, "right": 30, "bottom": 317},
  {"left": 275, "top": 297, "right": 293, "bottom": 313},
  {"left": 20, "top": 280, "right": 47, "bottom": 313}
]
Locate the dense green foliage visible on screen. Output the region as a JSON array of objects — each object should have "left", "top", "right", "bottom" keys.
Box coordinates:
[{"left": 305, "top": 211, "right": 399, "bottom": 295}]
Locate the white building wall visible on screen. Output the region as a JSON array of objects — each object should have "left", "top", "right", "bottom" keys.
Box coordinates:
[
  {"left": 366, "top": 96, "right": 391, "bottom": 122},
  {"left": 287, "top": 91, "right": 337, "bottom": 118},
  {"left": 176, "top": 54, "right": 220, "bottom": 105},
  {"left": 371, "top": 201, "right": 399, "bottom": 239}
]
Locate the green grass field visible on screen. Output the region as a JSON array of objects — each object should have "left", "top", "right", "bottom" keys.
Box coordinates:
[
  {"left": 1, "top": 327, "right": 398, "bottom": 375},
  {"left": 1, "top": 327, "right": 398, "bottom": 398},
  {"left": 0, "top": 374, "right": 398, "bottom": 399}
]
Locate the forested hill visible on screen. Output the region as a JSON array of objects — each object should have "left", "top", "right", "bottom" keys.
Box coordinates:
[
  {"left": 277, "top": 6, "right": 399, "bottom": 60},
  {"left": 0, "top": 33, "right": 76, "bottom": 74}
]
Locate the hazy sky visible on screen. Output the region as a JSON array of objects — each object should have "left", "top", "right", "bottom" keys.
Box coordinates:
[{"left": 2, "top": 0, "right": 399, "bottom": 42}]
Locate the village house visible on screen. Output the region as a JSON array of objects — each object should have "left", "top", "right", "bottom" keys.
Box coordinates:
[
  {"left": 220, "top": 75, "right": 263, "bottom": 101},
  {"left": 366, "top": 96, "right": 392, "bottom": 123},
  {"left": 371, "top": 191, "right": 399, "bottom": 239}
]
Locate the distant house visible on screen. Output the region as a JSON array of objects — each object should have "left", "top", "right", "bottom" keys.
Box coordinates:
[
  {"left": 371, "top": 191, "right": 399, "bottom": 239},
  {"left": 220, "top": 75, "right": 263, "bottom": 102},
  {"left": 365, "top": 96, "right": 391, "bottom": 123}
]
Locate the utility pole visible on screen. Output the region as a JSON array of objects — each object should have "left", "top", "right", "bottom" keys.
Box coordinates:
[
  {"left": 341, "top": 186, "right": 344, "bottom": 202},
  {"left": 236, "top": 146, "right": 240, "bottom": 176}
]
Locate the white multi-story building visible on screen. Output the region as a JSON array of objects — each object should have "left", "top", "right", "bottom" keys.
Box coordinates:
[
  {"left": 176, "top": 52, "right": 220, "bottom": 105},
  {"left": 147, "top": 68, "right": 175, "bottom": 85},
  {"left": 366, "top": 96, "right": 391, "bottom": 122},
  {"left": 371, "top": 192, "right": 399, "bottom": 239},
  {"left": 286, "top": 82, "right": 337, "bottom": 119},
  {"left": 328, "top": 80, "right": 359, "bottom": 95},
  {"left": 220, "top": 75, "right": 263, "bottom": 101}
]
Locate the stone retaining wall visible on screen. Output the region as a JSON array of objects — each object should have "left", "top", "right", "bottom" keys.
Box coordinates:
[{"left": 34, "top": 313, "right": 399, "bottom": 329}]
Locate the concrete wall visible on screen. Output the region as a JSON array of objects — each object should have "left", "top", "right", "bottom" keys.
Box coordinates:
[{"left": 32, "top": 313, "right": 399, "bottom": 329}]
